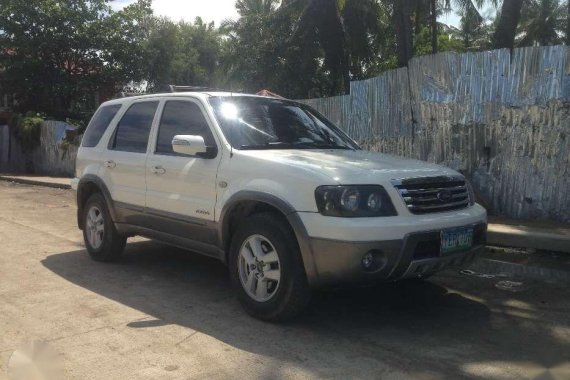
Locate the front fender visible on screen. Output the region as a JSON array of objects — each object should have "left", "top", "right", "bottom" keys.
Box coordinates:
[{"left": 218, "top": 190, "right": 319, "bottom": 286}]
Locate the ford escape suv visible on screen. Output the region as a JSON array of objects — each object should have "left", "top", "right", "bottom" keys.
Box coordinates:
[{"left": 72, "top": 92, "right": 487, "bottom": 321}]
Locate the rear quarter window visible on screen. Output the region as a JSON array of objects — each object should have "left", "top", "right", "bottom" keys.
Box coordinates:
[{"left": 81, "top": 104, "right": 122, "bottom": 148}]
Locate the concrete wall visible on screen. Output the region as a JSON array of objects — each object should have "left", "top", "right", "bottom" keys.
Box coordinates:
[
  {"left": 301, "top": 45, "right": 570, "bottom": 223},
  {"left": 0, "top": 121, "right": 77, "bottom": 177}
]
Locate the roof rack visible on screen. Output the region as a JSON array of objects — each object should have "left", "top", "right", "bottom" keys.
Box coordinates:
[
  {"left": 168, "top": 85, "right": 218, "bottom": 93},
  {"left": 119, "top": 91, "right": 145, "bottom": 98},
  {"left": 116, "top": 85, "right": 230, "bottom": 99}
]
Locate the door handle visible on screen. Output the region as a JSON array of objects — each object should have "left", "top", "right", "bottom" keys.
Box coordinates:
[
  {"left": 104, "top": 160, "right": 116, "bottom": 169},
  {"left": 151, "top": 165, "right": 166, "bottom": 175}
]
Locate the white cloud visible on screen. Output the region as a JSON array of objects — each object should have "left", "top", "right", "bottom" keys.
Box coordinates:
[{"left": 111, "top": 0, "right": 239, "bottom": 26}]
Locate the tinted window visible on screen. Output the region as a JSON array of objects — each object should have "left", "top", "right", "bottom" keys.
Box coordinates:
[
  {"left": 82, "top": 104, "right": 121, "bottom": 147},
  {"left": 111, "top": 101, "right": 158, "bottom": 153},
  {"left": 156, "top": 101, "right": 216, "bottom": 155}
]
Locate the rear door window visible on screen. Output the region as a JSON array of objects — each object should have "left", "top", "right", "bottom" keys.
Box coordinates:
[
  {"left": 81, "top": 104, "right": 122, "bottom": 148},
  {"left": 110, "top": 101, "right": 159, "bottom": 153}
]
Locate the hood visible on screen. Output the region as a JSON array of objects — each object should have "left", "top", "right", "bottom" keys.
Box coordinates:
[{"left": 238, "top": 149, "right": 460, "bottom": 184}]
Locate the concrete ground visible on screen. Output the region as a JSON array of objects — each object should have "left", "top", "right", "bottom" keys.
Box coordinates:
[{"left": 0, "top": 181, "right": 569, "bottom": 380}]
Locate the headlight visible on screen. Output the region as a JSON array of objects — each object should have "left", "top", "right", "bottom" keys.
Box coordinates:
[{"left": 315, "top": 185, "right": 397, "bottom": 217}]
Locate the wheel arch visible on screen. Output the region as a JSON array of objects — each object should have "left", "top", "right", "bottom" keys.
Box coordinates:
[
  {"left": 218, "top": 191, "right": 318, "bottom": 286},
  {"left": 77, "top": 175, "right": 117, "bottom": 230}
]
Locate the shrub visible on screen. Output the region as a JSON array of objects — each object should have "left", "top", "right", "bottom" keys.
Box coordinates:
[{"left": 9, "top": 113, "right": 45, "bottom": 152}]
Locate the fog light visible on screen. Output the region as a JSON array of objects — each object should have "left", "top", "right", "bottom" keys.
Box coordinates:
[
  {"left": 361, "top": 250, "right": 387, "bottom": 272},
  {"left": 362, "top": 252, "right": 375, "bottom": 270}
]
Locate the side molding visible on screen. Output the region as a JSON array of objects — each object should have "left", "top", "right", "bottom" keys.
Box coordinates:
[{"left": 219, "top": 191, "right": 319, "bottom": 286}]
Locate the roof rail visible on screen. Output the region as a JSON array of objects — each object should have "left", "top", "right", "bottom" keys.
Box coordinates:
[
  {"left": 119, "top": 91, "right": 146, "bottom": 98},
  {"left": 169, "top": 85, "right": 218, "bottom": 93},
  {"left": 115, "top": 85, "right": 229, "bottom": 99}
]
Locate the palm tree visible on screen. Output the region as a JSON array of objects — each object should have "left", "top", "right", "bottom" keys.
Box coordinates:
[
  {"left": 294, "top": 0, "right": 349, "bottom": 93},
  {"left": 443, "top": 0, "right": 489, "bottom": 49},
  {"left": 219, "top": 0, "right": 281, "bottom": 92},
  {"left": 457, "top": 1, "right": 500, "bottom": 50},
  {"left": 290, "top": 0, "right": 384, "bottom": 93},
  {"left": 342, "top": 0, "right": 386, "bottom": 79},
  {"left": 235, "top": 0, "right": 279, "bottom": 14},
  {"left": 393, "top": 0, "right": 414, "bottom": 66},
  {"left": 493, "top": 0, "right": 525, "bottom": 49},
  {"left": 394, "top": 0, "right": 487, "bottom": 66},
  {"left": 517, "top": 0, "right": 565, "bottom": 46}
]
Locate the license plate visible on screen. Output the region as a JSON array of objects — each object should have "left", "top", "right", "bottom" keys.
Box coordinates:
[{"left": 441, "top": 227, "right": 473, "bottom": 255}]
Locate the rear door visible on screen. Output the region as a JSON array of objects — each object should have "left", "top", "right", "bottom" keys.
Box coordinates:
[
  {"left": 145, "top": 98, "right": 221, "bottom": 244},
  {"left": 102, "top": 100, "right": 159, "bottom": 220}
]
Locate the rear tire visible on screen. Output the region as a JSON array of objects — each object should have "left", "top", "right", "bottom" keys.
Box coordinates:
[
  {"left": 229, "top": 213, "right": 310, "bottom": 321},
  {"left": 83, "top": 193, "right": 126, "bottom": 262}
]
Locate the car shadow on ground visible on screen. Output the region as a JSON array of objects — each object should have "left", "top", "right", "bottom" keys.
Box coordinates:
[{"left": 42, "top": 240, "right": 570, "bottom": 378}]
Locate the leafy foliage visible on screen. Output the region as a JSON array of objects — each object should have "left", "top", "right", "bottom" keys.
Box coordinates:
[
  {"left": 142, "top": 17, "right": 222, "bottom": 92},
  {"left": 8, "top": 113, "right": 45, "bottom": 151},
  {"left": 517, "top": 0, "right": 566, "bottom": 46},
  {"left": 0, "top": 0, "right": 568, "bottom": 118},
  {"left": 0, "top": 0, "right": 153, "bottom": 119}
]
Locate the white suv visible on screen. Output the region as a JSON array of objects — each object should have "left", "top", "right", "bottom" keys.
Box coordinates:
[{"left": 72, "top": 92, "right": 487, "bottom": 321}]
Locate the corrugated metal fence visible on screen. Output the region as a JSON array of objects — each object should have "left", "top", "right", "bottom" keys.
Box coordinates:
[
  {"left": 0, "top": 121, "right": 77, "bottom": 177},
  {"left": 301, "top": 45, "right": 570, "bottom": 223}
]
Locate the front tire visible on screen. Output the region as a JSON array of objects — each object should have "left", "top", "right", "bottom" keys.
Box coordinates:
[
  {"left": 229, "top": 213, "right": 310, "bottom": 321},
  {"left": 83, "top": 193, "right": 126, "bottom": 262}
]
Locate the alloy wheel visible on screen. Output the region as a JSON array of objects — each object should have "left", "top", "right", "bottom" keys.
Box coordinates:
[
  {"left": 85, "top": 206, "right": 105, "bottom": 249},
  {"left": 238, "top": 234, "right": 281, "bottom": 302}
]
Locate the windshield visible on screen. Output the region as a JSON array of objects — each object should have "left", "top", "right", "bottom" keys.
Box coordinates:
[{"left": 209, "top": 96, "right": 360, "bottom": 150}]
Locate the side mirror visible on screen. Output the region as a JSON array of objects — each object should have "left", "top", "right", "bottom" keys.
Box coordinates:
[{"left": 172, "top": 135, "right": 209, "bottom": 157}]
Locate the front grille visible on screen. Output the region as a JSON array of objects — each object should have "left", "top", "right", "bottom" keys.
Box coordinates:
[{"left": 391, "top": 176, "right": 471, "bottom": 214}]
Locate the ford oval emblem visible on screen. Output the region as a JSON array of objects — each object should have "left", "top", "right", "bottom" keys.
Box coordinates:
[{"left": 437, "top": 190, "right": 452, "bottom": 202}]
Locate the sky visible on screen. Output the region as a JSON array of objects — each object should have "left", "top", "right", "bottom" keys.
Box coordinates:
[
  {"left": 111, "top": 0, "right": 240, "bottom": 25},
  {"left": 111, "top": 0, "right": 475, "bottom": 28}
]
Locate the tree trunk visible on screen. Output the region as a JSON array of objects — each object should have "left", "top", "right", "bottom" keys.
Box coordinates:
[
  {"left": 492, "top": 0, "right": 524, "bottom": 49},
  {"left": 414, "top": 0, "right": 423, "bottom": 36},
  {"left": 431, "top": 0, "right": 437, "bottom": 54},
  {"left": 394, "top": 0, "right": 413, "bottom": 67}
]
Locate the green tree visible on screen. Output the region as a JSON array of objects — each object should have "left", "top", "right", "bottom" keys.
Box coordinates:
[
  {"left": 493, "top": 0, "right": 525, "bottom": 49},
  {"left": 293, "top": 0, "right": 350, "bottom": 93},
  {"left": 393, "top": 0, "right": 414, "bottom": 66},
  {"left": 222, "top": 0, "right": 389, "bottom": 97},
  {"left": 342, "top": 0, "right": 392, "bottom": 79},
  {"left": 220, "top": 0, "right": 286, "bottom": 93},
  {"left": 145, "top": 17, "right": 222, "bottom": 92},
  {"left": 394, "top": 0, "right": 487, "bottom": 66},
  {"left": 0, "top": 0, "right": 153, "bottom": 119},
  {"left": 517, "top": 0, "right": 565, "bottom": 46},
  {"left": 414, "top": 24, "right": 465, "bottom": 55},
  {"left": 458, "top": 4, "right": 484, "bottom": 49}
]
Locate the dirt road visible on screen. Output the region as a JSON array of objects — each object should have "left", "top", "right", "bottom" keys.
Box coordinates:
[{"left": 0, "top": 181, "right": 568, "bottom": 379}]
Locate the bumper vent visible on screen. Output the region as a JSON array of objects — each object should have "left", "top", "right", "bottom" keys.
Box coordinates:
[{"left": 392, "top": 176, "right": 470, "bottom": 214}]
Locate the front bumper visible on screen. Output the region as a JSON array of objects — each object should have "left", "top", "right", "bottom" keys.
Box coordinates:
[{"left": 307, "top": 222, "right": 487, "bottom": 287}]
